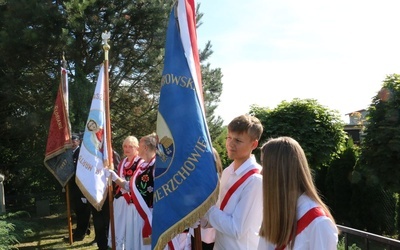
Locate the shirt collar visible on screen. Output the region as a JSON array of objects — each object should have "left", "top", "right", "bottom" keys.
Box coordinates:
[{"left": 233, "top": 155, "right": 259, "bottom": 176}]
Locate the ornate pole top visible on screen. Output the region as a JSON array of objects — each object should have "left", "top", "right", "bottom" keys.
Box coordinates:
[
  {"left": 102, "top": 31, "right": 111, "bottom": 60},
  {"left": 62, "top": 52, "right": 67, "bottom": 68}
]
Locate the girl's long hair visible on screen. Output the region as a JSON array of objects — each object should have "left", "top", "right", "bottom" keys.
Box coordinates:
[{"left": 259, "top": 137, "right": 337, "bottom": 248}]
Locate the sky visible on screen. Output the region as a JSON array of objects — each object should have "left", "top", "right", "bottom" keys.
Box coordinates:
[{"left": 196, "top": 0, "right": 400, "bottom": 124}]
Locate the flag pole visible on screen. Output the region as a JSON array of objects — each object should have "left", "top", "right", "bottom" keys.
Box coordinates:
[
  {"left": 194, "top": 226, "right": 202, "bottom": 250},
  {"left": 102, "top": 30, "right": 116, "bottom": 250},
  {"left": 65, "top": 183, "right": 73, "bottom": 244},
  {"left": 61, "top": 54, "right": 73, "bottom": 245}
]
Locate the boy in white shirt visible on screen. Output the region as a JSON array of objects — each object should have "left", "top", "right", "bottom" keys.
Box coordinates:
[{"left": 202, "top": 114, "right": 263, "bottom": 249}]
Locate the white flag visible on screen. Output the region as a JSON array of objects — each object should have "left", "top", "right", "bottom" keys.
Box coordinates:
[{"left": 76, "top": 64, "right": 110, "bottom": 211}]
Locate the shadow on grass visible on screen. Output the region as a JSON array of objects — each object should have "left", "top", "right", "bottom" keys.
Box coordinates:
[{"left": 9, "top": 212, "right": 97, "bottom": 250}]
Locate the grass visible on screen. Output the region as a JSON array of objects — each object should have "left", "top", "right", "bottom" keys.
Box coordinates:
[
  {"left": 6, "top": 206, "right": 399, "bottom": 250},
  {"left": 9, "top": 211, "right": 98, "bottom": 250}
]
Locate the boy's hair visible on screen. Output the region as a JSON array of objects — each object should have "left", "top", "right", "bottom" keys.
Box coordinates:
[{"left": 228, "top": 114, "right": 263, "bottom": 141}]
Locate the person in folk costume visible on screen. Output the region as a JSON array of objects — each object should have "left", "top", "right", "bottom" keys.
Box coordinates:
[
  {"left": 108, "top": 136, "right": 143, "bottom": 249},
  {"left": 258, "top": 137, "right": 338, "bottom": 250},
  {"left": 106, "top": 132, "right": 180, "bottom": 250}
]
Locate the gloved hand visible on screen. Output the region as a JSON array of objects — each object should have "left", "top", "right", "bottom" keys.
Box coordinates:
[{"left": 104, "top": 168, "right": 118, "bottom": 181}]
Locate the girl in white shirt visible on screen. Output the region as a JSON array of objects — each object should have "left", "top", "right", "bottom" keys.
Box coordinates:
[{"left": 258, "top": 137, "right": 338, "bottom": 250}]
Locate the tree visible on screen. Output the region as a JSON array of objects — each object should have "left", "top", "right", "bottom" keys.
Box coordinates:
[
  {"left": 325, "top": 139, "right": 358, "bottom": 225},
  {"left": 361, "top": 74, "right": 400, "bottom": 193},
  {"left": 62, "top": 0, "right": 223, "bottom": 148},
  {"left": 350, "top": 160, "right": 397, "bottom": 235},
  {"left": 0, "top": 0, "right": 67, "bottom": 197},
  {"left": 250, "top": 98, "right": 347, "bottom": 170},
  {"left": 62, "top": 0, "right": 172, "bottom": 144},
  {"left": 197, "top": 5, "right": 224, "bottom": 140},
  {"left": 0, "top": 0, "right": 223, "bottom": 201},
  {"left": 212, "top": 127, "right": 231, "bottom": 168}
]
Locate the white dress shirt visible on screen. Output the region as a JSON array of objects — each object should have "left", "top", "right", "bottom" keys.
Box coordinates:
[
  {"left": 205, "top": 156, "right": 263, "bottom": 250},
  {"left": 257, "top": 194, "right": 338, "bottom": 250}
]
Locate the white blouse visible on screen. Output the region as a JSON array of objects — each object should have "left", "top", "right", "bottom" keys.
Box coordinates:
[{"left": 258, "top": 194, "right": 338, "bottom": 250}]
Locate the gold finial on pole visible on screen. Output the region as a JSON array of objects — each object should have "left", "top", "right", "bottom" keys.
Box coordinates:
[
  {"left": 102, "top": 30, "right": 111, "bottom": 60},
  {"left": 62, "top": 52, "right": 67, "bottom": 69}
]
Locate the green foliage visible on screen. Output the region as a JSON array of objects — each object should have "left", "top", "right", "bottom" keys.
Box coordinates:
[
  {"left": 0, "top": 220, "right": 18, "bottom": 249},
  {"left": 0, "top": 0, "right": 67, "bottom": 198},
  {"left": 350, "top": 160, "right": 398, "bottom": 234},
  {"left": 202, "top": 60, "right": 224, "bottom": 140},
  {"left": 361, "top": 74, "right": 400, "bottom": 193},
  {"left": 0, "top": 1, "right": 223, "bottom": 201},
  {"left": 332, "top": 74, "right": 400, "bottom": 237},
  {"left": 0, "top": 211, "right": 36, "bottom": 249},
  {"left": 325, "top": 139, "right": 358, "bottom": 225},
  {"left": 250, "top": 98, "right": 347, "bottom": 169},
  {"left": 3, "top": 211, "right": 30, "bottom": 220},
  {"left": 62, "top": 0, "right": 173, "bottom": 138},
  {"left": 212, "top": 127, "right": 231, "bottom": 168},
  {"left": 337, "top": 237, "right": 361, "bottom": 250}
]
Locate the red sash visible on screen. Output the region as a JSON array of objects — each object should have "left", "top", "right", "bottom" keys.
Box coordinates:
[
  {"left": 168, "top": 241, "right": 175, "bottom": 250},
  {"left": 115, "top": 157, "right": 142, "bottom": 204},
  {"left": 122, "top": 193, "right": 132, "bottom": 204},
  {"left": 129, "top": 157, "right": 155, "bottom": 244},
  {"left": 220, "top": 168, "right": 260, "bottom": 211},
  {"left": 275, "top": 207, "right": 326, "bottom": 250}
]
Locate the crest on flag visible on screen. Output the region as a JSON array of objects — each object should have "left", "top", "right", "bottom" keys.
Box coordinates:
[
  {"left": 152, "top": 0, "right": 219, "bottom": 249},
  {"left": 155, "top": 112, "right": 174, "bottom": 175}
]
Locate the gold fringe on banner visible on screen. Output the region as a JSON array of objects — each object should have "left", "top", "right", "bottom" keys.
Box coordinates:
[{"left": 153, "top": 183, "right": 219, "bottom": 250}]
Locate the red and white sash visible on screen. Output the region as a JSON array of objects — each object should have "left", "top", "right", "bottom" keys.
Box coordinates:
[
  {"left": 129, "top": 156, "right": 155, "bottom": 245},
  {"left": 275, "top": 206, "right": 326, "bottom": 250},
  {"left": 117, "top": 157, "right": 128, "bottom": 177},
  {"left": 220, "top": 168, "right": 260, "bottom": 211},
  {"left": 128, "top": 156, "right": 179, "bottom": 249},
  {"left": 115, "top": 156, "right": 143, "bottom": 204}
]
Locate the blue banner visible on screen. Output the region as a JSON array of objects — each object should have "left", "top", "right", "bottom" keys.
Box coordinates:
[{"left": 152, "top": 1, "right": 219, "bottom": 249}]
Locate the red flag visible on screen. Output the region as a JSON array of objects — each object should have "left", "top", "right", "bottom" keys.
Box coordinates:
[{"left": 43, "top": 67, "right": 75, "bottom": 187}]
